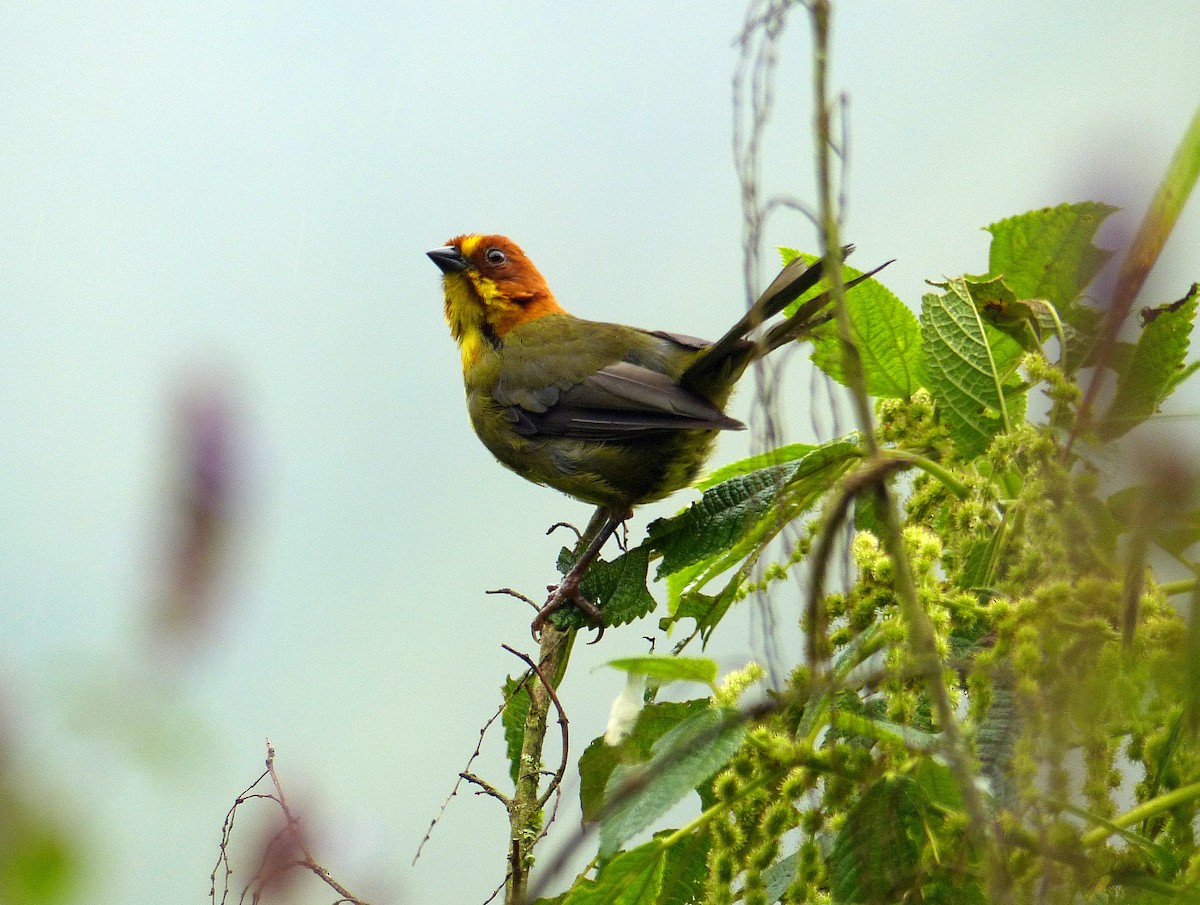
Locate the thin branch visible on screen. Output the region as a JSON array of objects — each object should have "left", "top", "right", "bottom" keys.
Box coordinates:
[
  {"left": 487, "top": 586, "right": 542, "bottom": 614},
  {"left": 501, "top": 643, "right": 570, "bottom": 812},
  {"left": 263, "top": 743, "right": 371, "bottom": 905},
  {"left": 211, "top": 768, "right": 271, "bottom": 905},
  {"left": 504, "top": 507, "right": 606, "bottom": 904},
  {"left": 212, "top": 742, "right": 371, "bottom": 905},
  {"left": 414, "top": 669, "right": 532, "bottom": 863},
  {"left": 461, "top": 772, "right": 510, "bottom": 804},
  {"left": 545, "top": 521, "right": 583, "bottom": 543},
  {"left": 806, "top": 455, "right": 908, "bottom": 676}
]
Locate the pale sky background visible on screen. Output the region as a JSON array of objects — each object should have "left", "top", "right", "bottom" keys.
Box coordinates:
[{"left": 2, "top": 3, "right": 1199, "bottom": 904}]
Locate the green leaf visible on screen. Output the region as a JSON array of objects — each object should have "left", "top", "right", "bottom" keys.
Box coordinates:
[
  {"left": 659, "top": 586, "right": 738, "bottom": 643},
  {"left": 647, "top": 469, "right": 785, "bottom": 579},
  {"left": 540, "top": 828, "right": 710, "bottom": 905},
  {"left": 829, "top": 776, "right": 929, "bottom": 904},
  {"left": 606, "top": 656, "right": 718, "bottom": 686},
  {"left": 547, "top": 839, "right": 666, "bottom": 905},
  {"left": 656, "top": 829, "right": 710, "bottom": 905},
  {"left": 1098, "top": 284, "right": 1199, "bottom": 440},
  {"left": 911, "top": 757, "right": 964, "bottom": 812},
  {"left": 599, "top": 707, "right": 745, "bottom": 858},
  {"left": 697, "top": 442, "right": 823, "bottom": 490},
  {"left": 920, "top": 279, "right": 1026, "bottom": 458},
  {"left": 501, "top": 675, "right": 532, "bottom": 786},
  {"left": 655, "top": 436, "right": 860, "bottom": 640},
  {"left": 809, "top": 268, "right": 926, "bottom": 398},
  {"left": 648, "top": 435, "right": 861, "bottom": 578},
  {"left": 551, "top": 543, "right": 657, "bottom": 630},
  {"left": 579, "top": 700, "right": 709, "bottom": 823},
  {"left": 985, "top": 201, "right": 1118, "bottom": 310},
  {"left": 971, "top": 275, "right": 1051, "bottom": 353}
]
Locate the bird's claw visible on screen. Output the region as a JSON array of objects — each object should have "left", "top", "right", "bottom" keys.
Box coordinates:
[{"left": 531, "top": 582, "right": 605, "bottom": 644}]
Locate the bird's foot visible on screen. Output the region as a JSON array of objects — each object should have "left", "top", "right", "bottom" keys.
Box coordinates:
[{"left": 531, "top": 577, "right": 605, "bottom": 643}]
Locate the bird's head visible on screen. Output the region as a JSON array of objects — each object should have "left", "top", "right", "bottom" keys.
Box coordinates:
[{"left": 428, "top": 234, "right": 566, "bottom": 368}]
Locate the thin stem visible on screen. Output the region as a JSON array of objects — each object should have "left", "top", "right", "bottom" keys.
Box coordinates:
[
  {"left": 808, "top": 2, "right": 1009, "bottom": 901},
  {"left": 1079, "top": 780, "right": 1200, "bottom": 848},
  {"left": 875, "top": 448, "right": 971, "bottom": 498},
  {"left": 505, "top": 507, "right": 606, "bottom": 905},
  {"left": 1159, "top": 577, "right": 1198, "bottom": 597},
  {"left": 1071, "top": 102, "right": 1200, "bottom": 445}
]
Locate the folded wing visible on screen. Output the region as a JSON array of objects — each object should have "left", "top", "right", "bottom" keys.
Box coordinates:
[{"left": 498, "top": 359, "right": 745, "bottom": 440}]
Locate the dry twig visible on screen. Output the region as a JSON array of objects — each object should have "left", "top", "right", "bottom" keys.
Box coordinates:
[{"left": 211, "top": 741, "right": 371, "bottom": 905}]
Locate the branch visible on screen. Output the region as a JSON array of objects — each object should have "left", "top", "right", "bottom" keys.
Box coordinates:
[
  {"left": 501, "top": 643, "right": 570, "bottom": 812},
  {"left": 414, "top": 672, "right": 528, "bottom": 863},
  {"left": 504, "top": 506, "right": 606, "bottom": 904},
  {"left": 211, "top": 741, "right": 372, "bottom": 905}
]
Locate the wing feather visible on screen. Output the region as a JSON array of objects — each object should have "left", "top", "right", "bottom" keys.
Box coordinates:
[
  {"left": 506, "top": 361, "right": 743, "bottom": 439},
  {"left": 488, "top": 318, "right": 745, "bottom": 441}
]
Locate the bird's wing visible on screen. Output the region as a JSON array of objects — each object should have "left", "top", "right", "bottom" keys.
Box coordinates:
[{"left": 496, "top": 360, "right": 744, "bottom": 440}]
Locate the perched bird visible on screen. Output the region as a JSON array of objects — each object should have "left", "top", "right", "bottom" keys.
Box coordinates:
[{"left": 428, "top": 234, "right": 882, "bottom": 636}]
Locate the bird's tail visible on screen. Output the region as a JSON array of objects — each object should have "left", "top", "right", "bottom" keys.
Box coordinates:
[
  {"left": 683, "top": 247, "right": 890, "bottom": 389},
  {"left": 759, "top": 255, "right": 892, "bottom": 356}
]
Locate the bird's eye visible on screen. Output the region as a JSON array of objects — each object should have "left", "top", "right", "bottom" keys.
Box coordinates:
[{"left": 484, "top": 247, "right": 507, "bottom": 266}]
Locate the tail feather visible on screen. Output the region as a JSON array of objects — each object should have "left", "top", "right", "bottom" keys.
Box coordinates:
[
  {"left": 760, "top": 259, "right": 894, "bottom": 355},
  {"left": 683, "top": 246, "right": 872, "bottom": 388},
  {"left": 714, "top": 245, "right": 855, "bottom": 355}
]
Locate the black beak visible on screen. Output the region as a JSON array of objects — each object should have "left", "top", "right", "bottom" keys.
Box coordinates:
[{"left": 427, "top": 246, "right": 469, "bottom": 274}]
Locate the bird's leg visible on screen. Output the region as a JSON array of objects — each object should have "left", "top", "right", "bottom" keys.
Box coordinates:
[{"left": 532, "top": 505, "right": 629, "bottom": 641}]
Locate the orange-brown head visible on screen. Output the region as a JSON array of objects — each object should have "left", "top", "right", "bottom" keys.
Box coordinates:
[{"left": 428, "top": 234, "right": 567, "bottom": 369}]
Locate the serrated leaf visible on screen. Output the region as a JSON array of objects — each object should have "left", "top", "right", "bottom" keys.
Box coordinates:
[
  {"left": 648, "top": 469, "right": 787, "bottom": 579},
  {"left": 658, "top": 587, "right": 737, "bottom": 643},
  {"left": 502, "top": 675, "right": 532, "bottom": 787},
  {"left": 550, "top": 543, "right": 657, "bottom": 630},
  {"left": 580, "top": 700, "right": 709, "bottom": 822},
  {"left": 549, "top": 839, "right": 666, "bottom": 905},
  {"left": 1098, "top": 284, "right": 1199, "bottom": 440},
  {"left": 921, "top": 279, "right": 1026, "bottom": 458},
  {"left": 600, "top": 707, "right": 745, "bottom": 858},
  {"left": 809, "top": 269, "right": 926, "bottom": 398},
  {"left": 977, "top": 684, "right": 1018, "bottom": 807},
  {"left": 986, "top": 201, "right": 1118, "bottom": 310},
  {"left": 607, "top": 656, "right": 718, "bottom": 686},
  {"left": 830, "top": 776, "right": 929, "bottom": 904},
  {"left": 648, "top": 435, "right": 861, "bottom": 577},
  {"left": 544, "top": 828, "right": 710, "bottom": 905},
  {"left": 656, "top": 829, "right": 710, "bottom": 905},
  {"left": 697, "top": 442, "right": 822, "bottom": 490}
]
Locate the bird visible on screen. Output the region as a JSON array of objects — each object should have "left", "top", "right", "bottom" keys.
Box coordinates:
[{"left": 428, "top": 234, "right": 884, "bottom": 638}]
